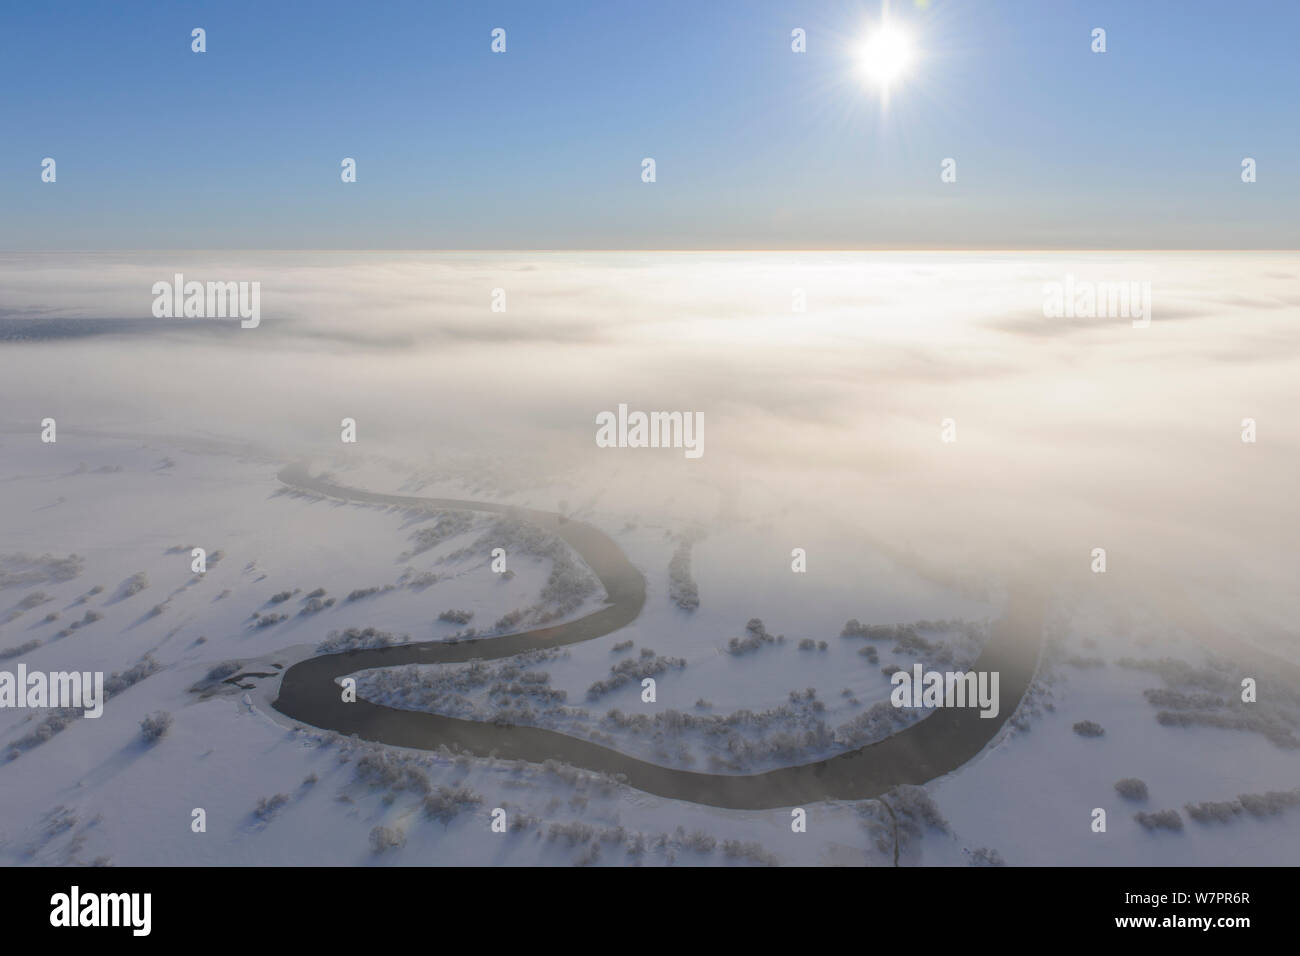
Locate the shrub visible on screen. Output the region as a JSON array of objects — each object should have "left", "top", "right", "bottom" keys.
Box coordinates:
[
  {"left": 494, "top": 609, "right": 525, "bottom": 631},
  {"left": 842, "top": 620, "right": 913, "bottom": 640},
  {"left": 668, "top": 540, "right": 700, "bottom": 611},
  {"left": 547, "top": 821, "right": 596, "bottom": 846},
  {"left": 139, "top": 711, "right": 173, "bottom": 744},
  {"left": 1154, "top": 709, "right": 1300, "bottom": 749},
  {"left": 720, "top": 839, "right": 778, "bottom": 866},
  {"left": 0, "top": 553, "right": 83, "bottom": 590},
  {"left": 299, "top": 595, "right": 334, "bottom": 616},
  {"left": 61, "top": 609, "right": 104, "bottom": 635},
  {"left": 726, "top": 618, "right": 784, "bottom": 655},
  {"left": 0, "top": 639, "right": 42, "bottom": 661},
  {"left": 104, "top": 655, "right": 161, "bottom": 697},
  {"left": 1185, "top": 800, "right": 1242, "bottom": 823},
  {"left": 682, "top": 830, "right": 716, "bottom": 852},
  {"left": 1144, "top": 688, "right": 1223, "bottom": 709},
  {"left": 317, "top": 627, "right": 402, "bottom": 653},
  {"left": 586, "top": 653, "right": 686, "bottom": 700},
  {"left": 117, "top": 572, "right": 149, "bottom": 599},
  {"left": 888, "top": 785, "right": 950, "bottom": 834},
  {"left": 423, "top": 784, "right": 483, "bottom": 823},
  {"left": 1114, "top": 778, "right": 1148, "bottom": 801},
  {"left": 353, "top": 750, "right": 432, "bottom": 794},
  {"left": 254, "top": 793, "right": 290, "bottom": 821},
  {"left": 1135, "top": 809, "right": 1183, "bottom": 831},
  {"left": 1237, "top": 788, "right": 1300, "bottom": 817},
  {"left": 403, "top": 512, "right": 476, "bottom": 557},
  {"left": 1072, "top": 720, "right": 1105, "bottom": 738},
  {"left": 369, "top": 825, "right": 406, "bottom": 854}
]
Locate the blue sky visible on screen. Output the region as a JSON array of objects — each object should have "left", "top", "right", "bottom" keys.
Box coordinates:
[{"left": 1, "top": 0, "right": 1296, "bottom": 249}]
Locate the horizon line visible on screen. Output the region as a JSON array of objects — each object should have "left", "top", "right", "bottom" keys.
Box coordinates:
[{"left": 1, "top": 248, "right": 1297, "bottom": 255}]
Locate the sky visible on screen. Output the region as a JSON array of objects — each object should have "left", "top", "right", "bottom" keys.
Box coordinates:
[{"left": 0, "top": 0, "right": 1296, "bottom": 250}]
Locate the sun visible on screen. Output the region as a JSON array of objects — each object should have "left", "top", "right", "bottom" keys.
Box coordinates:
[{"left": 857, "top": 22, "right": 916, "bottom": 89}]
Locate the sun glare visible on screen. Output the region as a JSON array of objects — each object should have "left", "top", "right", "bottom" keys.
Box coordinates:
[{"left": 858, "top": 23, "right": 916, "bottom": 89}]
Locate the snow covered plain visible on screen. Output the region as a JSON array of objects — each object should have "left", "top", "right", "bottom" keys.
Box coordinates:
[{"left": 0, "top": 251, "right": 1297, "bottom": 865}]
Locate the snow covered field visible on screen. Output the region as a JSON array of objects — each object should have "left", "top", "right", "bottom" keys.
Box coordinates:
[{"left": 1, "top": 251, "right": 1297, "bottom": 865}]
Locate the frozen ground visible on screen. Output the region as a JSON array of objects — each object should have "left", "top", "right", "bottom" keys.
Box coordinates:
[
  {"left": 1, "top": 433, "right": 1295, "bottom": 866},
  {"left": 0, "top": 436, "right": 993, "bottom": 865},
  {"left": 0, "top": 251, "right": 1296, "bottom": 865}
]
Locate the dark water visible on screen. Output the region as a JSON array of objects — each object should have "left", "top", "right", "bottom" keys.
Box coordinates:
[
  {"left": 272, "top": 464, "right": 1043, "bottom": 809},
  {"left": 0, "top": 316, "right": 245, "bottom": 342}
]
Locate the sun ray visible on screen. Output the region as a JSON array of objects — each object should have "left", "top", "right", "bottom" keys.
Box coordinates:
[{"left": 846, "top": 0, "right": 926, "bottom": 114}]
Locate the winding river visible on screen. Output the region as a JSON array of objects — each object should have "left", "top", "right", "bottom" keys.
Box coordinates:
[{"left": 272, "top": 464, "right": 1043, "bottom": 810}]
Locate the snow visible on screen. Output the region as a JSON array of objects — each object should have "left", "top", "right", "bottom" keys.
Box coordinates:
[{"left": 1, "top": 251, "right": 1296, "bottom": 865}]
